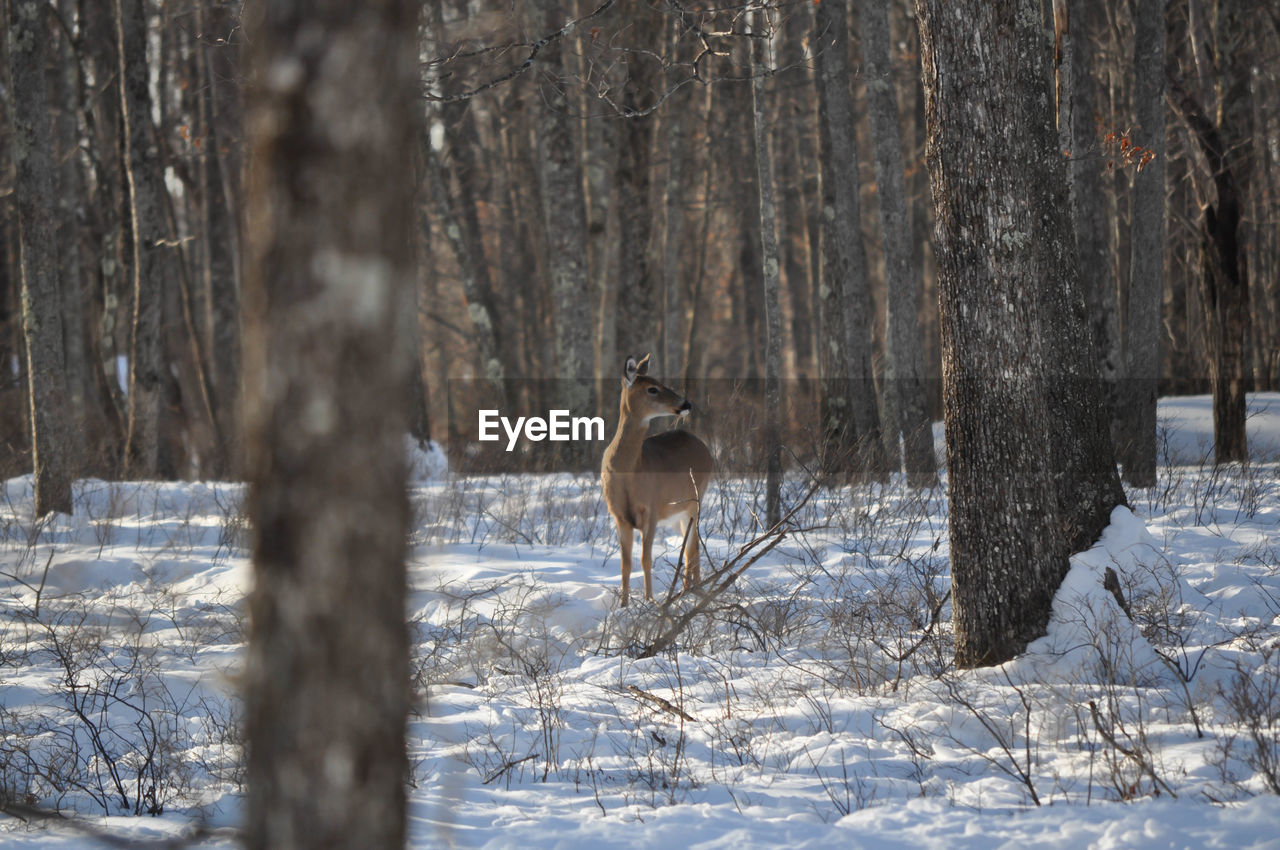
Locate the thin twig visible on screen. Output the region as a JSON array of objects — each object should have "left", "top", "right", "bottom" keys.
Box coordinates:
[
  {"left": 482, "top": 751, "right": 541, "bottom": 785},
  {"left": 33, "top": 548, "right": 55, "bottom": 617},
  {"left": 892, "top": 590, "right": 951, "bottom": 666},
  {"left": 640, "top": 484, "right": 819, "bottom": 658},
  {"left": 625, "top": 684, "right": 695, "bottom": 721},
  {"left": 1088, "top": 700, "right": 1178, "bottom": 798}
]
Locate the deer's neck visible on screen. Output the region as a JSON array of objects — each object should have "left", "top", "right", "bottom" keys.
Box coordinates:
[{"left": 603, "top": 400, "right": 647, "bottom": 474}]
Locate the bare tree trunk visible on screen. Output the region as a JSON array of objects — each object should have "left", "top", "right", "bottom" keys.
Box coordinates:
[
  {"left": 917, "top": 0, "right": 1125, "bottom": 667},
  {"left": 48, "top": 0, "right": 90, "bottom": 481},
  {"left": 814, "top": 0, "right": 886, "bottom": 477},
  {"left": 1255, "top": 60, "right": 1280, "bottom": 390},
  {"left": 1067, "top": 0, "right": 1122, "bottom": 456},
  {"left": 1198, "top": 178, "right": 1251, "bottom": 465},
  {"left": 614, "top": 9, "right": 661, "bottom": 366},
  {"left": 1118, "top": 0, "right": 1166, "bottom": 485},
  {"left": 0, "top": 236, "right": 29, "bottom": 478},
  {"left": 859, "top": 0, "right": 936, "bottom": 486},
  {"left": 409, "top": 145, "right": 434, "bottom": 449},
  {"left": 751, "top": 9, "right": 783, "bottom": 528},
  {"left": 531, "top": 0, "right": 594, "bottom": 468},
  {"left": 424, "top": 144, "right": 509, "bottom": 404},
  {"left": 1169, "top": 2, "right": 1254, "bottom": 465},
  {"left": 732, "top": 62, "right": 766, "bottom": 383},
  {"left": 241, "top": 0, "right": 418, "bottom": 846},
  {"left": 587, "top": 103, "right": 617, "bottom": 400},
  {"left": 408, "top": 278, "right": 433, "bottom": 447},
  {"left": 498, "top": 87, "right": 554, "bottom": 415},
  {"left": 117, "top": 0, "right": 168, "bottom": 478},
  {"left": 776, "top": 2, "right": 817, "bottom": 379},
  {"left": 76, "top": 0, "right": 129, "bottom": 472},
  {"left": 661, "top": 15, "right": 693, "bottom": 380},
  {"left": 8, "top": 0, "right": 75, "bottom": 515},
  {"left": 198, "top": 0, "right": 243, "bottom": 477},
  {"left": 426, "top": 0, "right": 512, "bottom": 411},
  {"left": 683, "top": 81, "right": 716, "bottom": 388},
  {"left": 52, "top": 0, "right": 90, "bottom": 477}
]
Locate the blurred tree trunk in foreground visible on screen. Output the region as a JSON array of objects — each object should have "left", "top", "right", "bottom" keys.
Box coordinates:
[{"left": 241, "top": 0, "right": 419, "bottom": 846}]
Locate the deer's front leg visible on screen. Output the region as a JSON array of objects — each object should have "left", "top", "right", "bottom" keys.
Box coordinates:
[{"left": 617, "top": 519, "right": 634, "bottom": 608}]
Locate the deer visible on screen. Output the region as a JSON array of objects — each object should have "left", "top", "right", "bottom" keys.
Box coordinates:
[{"left": 601, "top": 354, "right": 713, "bottom": 607}]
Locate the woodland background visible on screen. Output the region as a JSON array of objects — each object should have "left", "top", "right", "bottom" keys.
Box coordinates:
[{"left": 2, "top": 0, "right": 1279, "bottom": 480}]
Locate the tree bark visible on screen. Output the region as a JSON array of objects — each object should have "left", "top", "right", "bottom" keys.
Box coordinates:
[
  {"left": 586, "top": 98, "right": 617, "bottom": 402},
  {"left": 776, "top": 2, "right": 817, "bottom": 379},
  {"left": 9, "top": 0, "right": 75, "bottom": 515},
  {"left": 661, "top": 14, "right": 693, "bottom": 381},
  {"left": 916, "top": 0, "right": 1125, "bottom": 667},
  {"left": 199, "top": 0, "right": 244, "bottom": 477},
  {"left": 53, "top": 0, "right": 90, "bottom": 478},
  {"left": 859, "top": 0, "right": 936, "bottom": 486},
  {"left": 732, "top": 64, "right": 766, "bottom": 383},
  {"left": 814, "top": 0, "right": 886, "bottom": 478},
  {"left": 1169, "top": 3, "right": 1254, "bottom": 465},
  {"left": 531, "top": 0, "right": 594, "bottom": 468},
  {"left": 751, "top": 9, "right": 783, "bottom": 528},
  {"left": 1118, "top": 0, "right": 1166, "bottom": 485},
  {"left": 76, "top": 0, "right": 129, "bottom": 472},
  {"left": 241, "top": 0, "right": 418, "bottom": 845},
  {"left": 0, "top": 235, "right": 29, "bottom": 478},
  {"left": 614, "top": 8, "right": 661, "bottom": 366},
  {"left": 424, "top": 143, "right": 509, "bottom": 403},
  {"left": 426, "top": 0, "right": 513, "bottom": 411},
  {"left": 116, "top": 0, "right": 169, "bottom": 478},
  {"left": 1068, "top": 0, "right": 1121, "bottom": 450},
  {"left": 683, "top": 81, "right": 717, "bottom": 388}
]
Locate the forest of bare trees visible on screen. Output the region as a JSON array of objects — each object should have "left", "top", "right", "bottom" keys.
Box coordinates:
[{"left": 2, "top": 0, "right": 1278, "bottom": 494}]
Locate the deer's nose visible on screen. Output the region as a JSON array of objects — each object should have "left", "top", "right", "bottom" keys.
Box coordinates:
[{"left": 677, "top": 399, "right": 692, "bottom": 415}]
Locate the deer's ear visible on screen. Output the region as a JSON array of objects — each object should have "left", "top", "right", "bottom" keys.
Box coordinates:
[
  {"left": 635, "top": 353, "right": 651, "bottom": 376},
  {"left": 623, "top": 357, "right": 639, "bottom": 387}
]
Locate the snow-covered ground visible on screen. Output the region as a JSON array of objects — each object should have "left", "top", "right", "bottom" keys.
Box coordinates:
[{"left": 1, "top": 395, "right": 1279, "bottom": 848}]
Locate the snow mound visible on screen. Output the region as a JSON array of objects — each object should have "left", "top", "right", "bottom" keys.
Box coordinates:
[
  {"left": 1016, "top": 506, "right": 1166, "bottom": 684},
  {"left": 407, "top": 436, "right": 449, "bottom": 481}
]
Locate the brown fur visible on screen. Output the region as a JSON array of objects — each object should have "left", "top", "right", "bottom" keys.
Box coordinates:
[{"left": 601, "top": 355, "right": 713, "bottom": 606}]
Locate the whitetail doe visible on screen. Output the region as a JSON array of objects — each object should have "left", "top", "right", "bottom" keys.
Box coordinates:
[{"left": 602, "top": 354, "right": 713, "bottom": 607}]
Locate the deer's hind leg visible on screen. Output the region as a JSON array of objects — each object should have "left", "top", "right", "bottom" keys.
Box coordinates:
[
  {"left": 639, "top": 509, "right": 656, "bottom": 602},
  {"left": 682, "top": 505, "right": 701, "bottom": 591}
]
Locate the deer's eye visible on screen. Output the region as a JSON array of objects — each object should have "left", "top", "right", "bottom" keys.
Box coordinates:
[{"left": 646, "top": 386, "right": 659, "bottom": 395}]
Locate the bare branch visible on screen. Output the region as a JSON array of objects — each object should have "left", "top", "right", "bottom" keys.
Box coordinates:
[
  {"left": 482, "top": 751, "right": 541, "bottom": 785},
  {"left": 625, "top": 684, "right": 696, "bottom": 721},
  {"left": 423, "top": 0, "right": 619, "bottom": 102}
]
